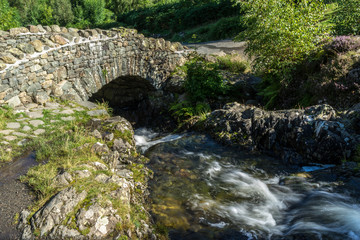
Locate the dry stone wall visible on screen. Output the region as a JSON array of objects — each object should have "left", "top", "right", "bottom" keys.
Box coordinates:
[{"left": 0, "top": 25, "right": 186, "bottom": 107}]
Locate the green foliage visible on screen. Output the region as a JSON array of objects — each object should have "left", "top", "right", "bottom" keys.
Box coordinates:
[
  {"left": 118, "top": 0, "right": 240, "bottom": 39},
  {"left": 0, "top": 0, "right": 20, "bottom": 30},
  {"left": 185, "top": 55, "right": 227, "bottom": 103},
  {"left": 71, "top": 0, "right": 107, "bottom": 26},
  {"left": 49, "top": 0, "right": 74, "bottom": 25},
  {"left": 331, "top": 0, "right": 360, "bottom": 35},
  {"left": 169, "top": 100, "right": 210, "bottom": 123},
  {"left": 237, "top": 0, "right": 331, "bottom": 108},
  {"left": 171, "top": 16, "right": 245, "bottom": 43},
  {"left": 216, "top": 54, "right": 249, "bottom": 73},
  {"left": 10, "top": 0, "right": 73, "bottom": 26}
]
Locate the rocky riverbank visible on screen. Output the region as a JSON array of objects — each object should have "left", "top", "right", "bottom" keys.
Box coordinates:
[
  {"left": 0, "top": 100, "right": 157, "bottom": 240},
  {"left": 198, "top": 102, "right": 360, "bottom": 165}
]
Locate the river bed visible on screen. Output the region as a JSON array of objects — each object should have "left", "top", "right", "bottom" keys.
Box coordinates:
[{"left": 135, "top": 129, "right": 360, "bottom": 240}]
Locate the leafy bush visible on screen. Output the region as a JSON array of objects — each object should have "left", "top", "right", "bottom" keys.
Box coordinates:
[
  {"left": 169, "top": 100, "right": 210, "bottom": 123},
  {"left": 185, "top": 54, "right": 228, "bottom": 103},
  {"left": 0, "top": 0, "right": 20, "bottom": 30},
  {"left": 331, "top": 0, "right": 360, "bottom": 36},
  {"left": 237, "top": 0, "right": 330, "bottom": 108}
]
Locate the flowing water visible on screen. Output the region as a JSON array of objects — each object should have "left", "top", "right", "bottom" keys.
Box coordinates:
[{"left": 135, "top": 129, "right": 360, "bottom": 240}]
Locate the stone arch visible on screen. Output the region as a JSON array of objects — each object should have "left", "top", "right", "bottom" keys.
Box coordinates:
[{"left": 0, "top": 25, "right": 186, "bottom": 108}]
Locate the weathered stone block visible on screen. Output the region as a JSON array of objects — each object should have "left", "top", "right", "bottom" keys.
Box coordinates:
[
  {"left": 17, "top": 43, "right": 35, "bottom": 54},
  {"left": 30, "top": 40, "right": 43, "bottom": 52},
  {"left": 1, "top": 53, "right": 18, "bottom": 64},
  {"left": 37, "top": 25, "right": 46, "bottom": 32},
  {"left": 9, "top": 27, "right": 29, "bottom": 35},
  {"left": 50, "top": 35, "right": 67, "bottom": 45},
  {"left": 30, "top": 64, "right": 42, "bottom": 72},
  {"left": 50, "top": 25, "right": 61, "bottom": 32},
  {"left": 0, "top": 61, "right": 6, "bottom": 71},
  {"left": 28, "top": 25, "right": 39, "bottom": 33},
  {"left": 6, "top": 95, "right": 21, "bottom": 107},
  {"left": 8, "top": 48, "right": 25, "bottom": 59}
]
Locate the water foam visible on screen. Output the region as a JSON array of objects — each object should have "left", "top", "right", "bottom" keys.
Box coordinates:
[{"left": 134, "top": 128, "right": 183, "bottom": 153}]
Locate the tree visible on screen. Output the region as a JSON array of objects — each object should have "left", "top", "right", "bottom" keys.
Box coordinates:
[
  {"left": 71, "top": 0, "right": 106, "bottom": 26},
  {"left": 0, "top": 0, "right": 20, "bottom": 30},
  {"left": 236, "top": 0, "right": 330, "bottom": 107}
]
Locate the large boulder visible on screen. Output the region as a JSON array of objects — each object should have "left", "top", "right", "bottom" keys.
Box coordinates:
[{"left": 203, "top": 102, "right": 360, "bottom": 165}]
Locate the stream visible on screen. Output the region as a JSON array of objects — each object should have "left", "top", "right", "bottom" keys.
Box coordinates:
[{"left": 135, "top": 129, "right": 360, "bottom": 240}]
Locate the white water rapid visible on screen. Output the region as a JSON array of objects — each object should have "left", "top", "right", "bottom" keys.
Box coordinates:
[{"left": 135, "top": 129, "right": 360, "bottom": 240}]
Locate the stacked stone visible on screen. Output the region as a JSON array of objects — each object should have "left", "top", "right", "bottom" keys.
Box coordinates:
[{"left": 0, "top": 25, "right": 186, "bottom": 107}]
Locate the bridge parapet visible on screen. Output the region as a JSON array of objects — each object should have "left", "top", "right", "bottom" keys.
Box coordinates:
[{"left": 0, "top": 25, "right": 186, "bottom": 106}]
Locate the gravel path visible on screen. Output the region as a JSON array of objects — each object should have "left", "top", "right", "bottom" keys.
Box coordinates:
[
  {"left": 0, "top": 153, "right": 37, "bottom": 239},
  {"left": 185, "top": 40, "right": 248, "bottom": 58}
]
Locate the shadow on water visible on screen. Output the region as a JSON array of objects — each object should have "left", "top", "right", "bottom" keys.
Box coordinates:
[
  {"left": 0, "top": 152, "right": 38, "bottom": 239},
  {"left": 135, "top": 129, "right": 360, "bottom": 240}
]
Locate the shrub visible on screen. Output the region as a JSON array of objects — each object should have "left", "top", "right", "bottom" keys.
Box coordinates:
[
  {"left": 236, "top": 0, "right": 330, "bottom": 108},
  {"left": 324, "top": 36, "right": 360, "bottom": 55},
  {"left": 0, "top": 0, "right": 20, "bottom": 30},
  {"left": 185, "top": 54, "right": 228, "bottom": 103}
]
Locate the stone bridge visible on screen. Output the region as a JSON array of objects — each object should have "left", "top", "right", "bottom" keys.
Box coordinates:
[{"left": 0, "top": 25, "right": 187, "bottom": 108}]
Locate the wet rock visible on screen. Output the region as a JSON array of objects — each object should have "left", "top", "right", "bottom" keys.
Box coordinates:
[
  {"left": 31, "top": 187, "right": 87, "bottom": 236},
  {"left": 203, "top": 102, "right": 360, "bottom": 164}
]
